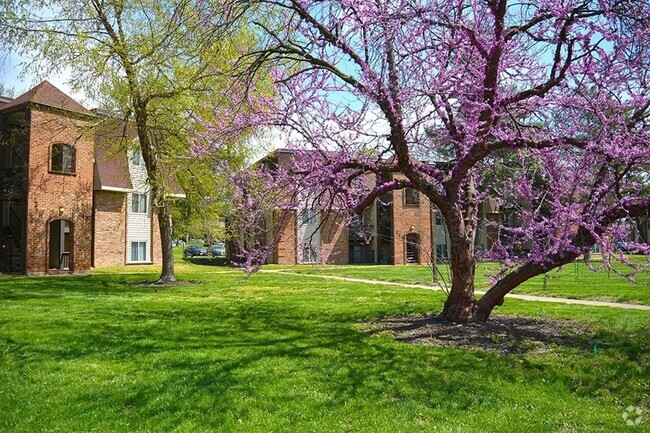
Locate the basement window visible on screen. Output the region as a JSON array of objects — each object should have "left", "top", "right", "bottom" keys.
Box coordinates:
[{"left": 51, "top": 143, "right": 75, "bottom": 174}]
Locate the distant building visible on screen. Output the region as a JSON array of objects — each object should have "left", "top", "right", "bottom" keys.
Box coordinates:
[{"left": 244, "top": 149, "right": 502, "bottom": 266}]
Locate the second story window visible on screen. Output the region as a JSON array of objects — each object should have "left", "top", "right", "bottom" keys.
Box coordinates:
[
  {"left": 131, "top": 193, "right": 148, "bottom": 213},
  {"left": 51, "top": 143, "right": 75, "bottom": 174},
  {"left": 132, "top": 148, "right": 146, "bottom": 167},
  {"left": 404, "top": 188, "right": 420, "bottom": 206},
  {"left": 300, "top": 208, "right": 317, "bottom": 224}
]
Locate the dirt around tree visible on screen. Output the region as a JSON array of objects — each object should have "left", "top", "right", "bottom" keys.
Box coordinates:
[{"left": 366, "top": 314, "right": 595, "bottom": 355}]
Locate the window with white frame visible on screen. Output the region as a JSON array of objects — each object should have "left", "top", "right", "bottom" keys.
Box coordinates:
[
  {"left": 131, "top": 193, "right": 148, "bottom": 213},
  {"left": 130, "top": 241, "right": 147, "bottom": 262}
]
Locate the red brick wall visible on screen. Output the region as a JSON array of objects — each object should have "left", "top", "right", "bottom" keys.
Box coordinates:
[
  {"left": 392, "top": 177, "right": 432, "bottom": 265},
  {"left": 93, "top": 191, "right": 127, "bottom": 267},
  {"left": 320, "top": 212, "right": 349, "bottom": 264},
  {"left": 24, "top": 108, "right": 94, "bottom": 275},
  {"left": 274, "top": 210, "right": 297, "bottom": 265}
]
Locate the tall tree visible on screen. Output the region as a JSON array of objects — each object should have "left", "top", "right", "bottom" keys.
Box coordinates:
[
  {"left": 204, "top": 0, "right": 650, "bottom": 321},
  {"left": 0, "top": 0, "right": 250, "bottom": 283}
]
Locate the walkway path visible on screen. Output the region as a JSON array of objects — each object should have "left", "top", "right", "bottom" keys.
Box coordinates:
[{"left": 268, "top": 270, "right": 650, "bottom": 311}]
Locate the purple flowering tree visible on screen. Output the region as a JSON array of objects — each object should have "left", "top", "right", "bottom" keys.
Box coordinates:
[{"left": 199, "top": 0, "right": 650, "bottom": 322}]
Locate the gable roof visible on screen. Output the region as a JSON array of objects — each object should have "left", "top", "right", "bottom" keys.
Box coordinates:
[{"left": 0, "top": 81, "right": 93, "bottom": 116}]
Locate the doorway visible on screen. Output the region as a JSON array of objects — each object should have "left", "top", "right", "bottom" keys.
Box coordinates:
[
  {"left": 405, "top": 233, "right": 420, "bottom": 264},
  {"left": 49, "top": 220, "right": 72, "bottom": 270}
]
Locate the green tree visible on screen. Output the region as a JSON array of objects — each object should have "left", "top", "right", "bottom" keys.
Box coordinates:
[{"left": 0, "top": 0, "right": 251, "bottom": 282}]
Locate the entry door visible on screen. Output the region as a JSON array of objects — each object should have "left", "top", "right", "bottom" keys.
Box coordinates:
[
  {"left": 49, "top": 220, "right": 71, "bottom": 270},
  {"left": 406, "top": 234, "right": 420, "bottom": 264}
]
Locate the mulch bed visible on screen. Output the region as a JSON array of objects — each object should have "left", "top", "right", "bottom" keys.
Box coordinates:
[{"left": 366, "top": 314, "right": 594, "bottom": 355}]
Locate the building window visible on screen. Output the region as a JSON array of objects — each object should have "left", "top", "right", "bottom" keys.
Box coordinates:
[
  {"left": 436, "top": 244, "right": 448, "bottom": 259},
  {"left": 51, "top": 143, "right": 75, "bottom": 173},
  {"left": 132, "top": 148, "right": 146, "bottom": 167},
  {"left": 131, "top": 193, "right": 148, "bottom": 213},
  {"left": 404, "top": 188, "right": 420, "bottom": 206},
  {"left": 300, "top": 208, "right": 317, "bottom": 224},
  {"left": 300, "top": 243, "right": 317, "bottom": 263},
  {"left": 130, "top": 241, "right": 147, "bottom": 262},
  {"left": 435, "top": 212, "right": 444, "bottom": 226}
]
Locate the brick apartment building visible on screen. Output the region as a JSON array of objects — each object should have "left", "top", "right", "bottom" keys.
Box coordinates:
[
  {"left": 253, "top": 149, "right": 500, "bottom": 266},
  {"left": 0, "top": 81, "right": 184, "bottom": 275}
]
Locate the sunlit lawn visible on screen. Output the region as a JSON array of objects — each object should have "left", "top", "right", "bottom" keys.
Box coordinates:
[{"left": 1, "top": 254, "right": 649, "bottom": 432}]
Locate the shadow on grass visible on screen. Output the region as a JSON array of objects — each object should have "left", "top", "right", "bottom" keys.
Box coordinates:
[
  {"left": 33, "top": 302, "right": 648, "bottom": 429},
  {"left": 1, "top": 272, "right": 648, "bottom": 431},
  {"left": 0, "top": 274, "right": 159, "bottom": 300}
]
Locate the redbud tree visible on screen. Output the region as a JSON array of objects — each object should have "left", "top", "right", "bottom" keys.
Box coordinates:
[{"left": 200, "top": 0, "right": 650, "bottom": 322}]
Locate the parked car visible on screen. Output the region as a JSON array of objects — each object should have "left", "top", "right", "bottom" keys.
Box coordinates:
[
  {"left": 615, "top": 240, "right": 632, "bottom": 253},
  {"left": 183, "top": 245, "right": 208, "bottom": 257},
  {"left": 209, "top": 244, "right": 226, "bottom": 257}
]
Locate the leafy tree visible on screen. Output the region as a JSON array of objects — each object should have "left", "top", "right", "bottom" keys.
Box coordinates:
[
  {"left": 204, "top": 0, "right": 650, "bottom": 321},
  {"left": 0, "top": 0, "right": 251, "bottom": 282},
  {"left": 171, "top": 164, "right": 229, "bottom": 244}
]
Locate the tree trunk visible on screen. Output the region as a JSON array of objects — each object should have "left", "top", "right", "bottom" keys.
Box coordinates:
[
  {"left": 132, "top": 101, "right": 176, "bottom": 284},
  {"left": 157, "top": 201, "right": 176, "bottom": 284},
  {"left": 440, "top": 214, "right": 481, "bottom": 322}
]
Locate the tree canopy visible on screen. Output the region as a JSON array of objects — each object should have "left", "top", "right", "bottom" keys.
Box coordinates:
[{"left": 203, "top": 0, "right": 650, "bottom": 321}]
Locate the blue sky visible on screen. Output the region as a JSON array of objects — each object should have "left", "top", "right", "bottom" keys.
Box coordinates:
[{"left": 0, "top": 48, "right": 85, "bottom": 101}]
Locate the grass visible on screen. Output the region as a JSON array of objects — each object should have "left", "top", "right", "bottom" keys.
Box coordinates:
[
  {"left": 286, "top": 257, "right": 650, "bottom": 305},
  {"left": 1, "top": 255, "right": 649, "bottom": 432}
]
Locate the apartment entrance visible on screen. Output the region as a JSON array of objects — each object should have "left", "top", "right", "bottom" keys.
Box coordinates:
[
  {"left": 405, "top": 233, "right": 420, "bottom": 264},
  {"left": 49, "top": 220, "right": 72, "bottom": 270}
]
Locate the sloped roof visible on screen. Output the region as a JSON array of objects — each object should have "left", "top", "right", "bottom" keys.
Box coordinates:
[
  {"left": 0, "top": 81, "right": 93, "bottom": 116},
  {"left": 93, "top": 117, "right": 185, "bottom": 197},
  {"left": 94, "top": 146, "right": 133, "bottom": 192}
]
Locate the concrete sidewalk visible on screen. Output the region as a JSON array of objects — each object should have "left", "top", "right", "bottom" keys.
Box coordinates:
[{"left": 269, "top": 270, "right": 650, "bottom": 311}]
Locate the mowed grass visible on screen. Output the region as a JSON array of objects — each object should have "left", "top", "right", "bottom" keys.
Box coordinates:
[
  {"left": 287, "top": 256, "right": 650, "bottom": 305},
  {"left": 1, "top": 257, "right": 649, "bottom": 432}
]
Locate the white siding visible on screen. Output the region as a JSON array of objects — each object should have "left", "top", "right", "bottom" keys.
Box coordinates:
[
  {"left": 297, "top": 207, "right": 320, "bottom": 263},
  {"left": 126, "top": 148, "right": 152, "bottom": 263}
]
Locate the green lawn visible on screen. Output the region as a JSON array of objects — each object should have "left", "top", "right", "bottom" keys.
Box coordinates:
[
  {"left": 286, "top": 258, "right": 650, "bottom": 305},
  {"left": 1, "top": 258, "right": 649, "bottom": 432}
]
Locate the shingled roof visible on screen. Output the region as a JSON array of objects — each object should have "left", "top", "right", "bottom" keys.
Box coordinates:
[
  {"left": 94, "top": 145, "right": 134, "bottom": 192},
  {"left": 0, "top": 81, "right": 93, "bottom": 116},
  {"left": 93, "top": 117, "right": 185, "bottom": 197}
]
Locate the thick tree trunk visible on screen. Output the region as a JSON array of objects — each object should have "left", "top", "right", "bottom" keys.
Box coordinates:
[
  {"left": 157, "top": 201, "right": 176, "bottom": 284},
  {"left": 132, "top": 101, "right": 176, "bottom": 284},
  {"left": 440, "top": 214, "right": 481, "bottom": 322}
]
